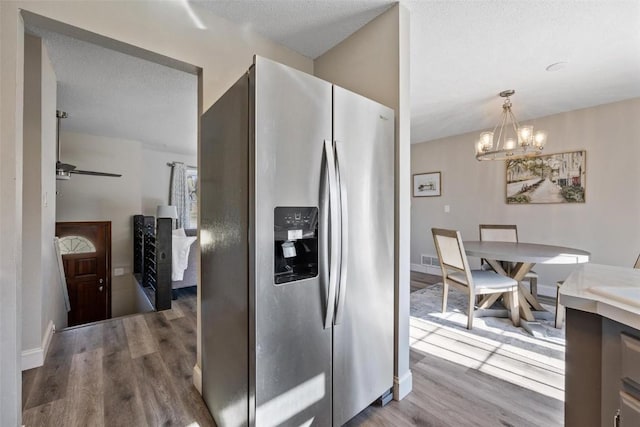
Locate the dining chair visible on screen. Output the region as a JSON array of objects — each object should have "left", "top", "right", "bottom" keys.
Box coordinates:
[
  {"left": 479, "top": 224, "right": 539, "bottom": 297},
  {"left": 432, "top": 228, "right": 520, "bottom": 330},
  {"left": 555, "top": 253, "right": 640, "bottom": 328}
]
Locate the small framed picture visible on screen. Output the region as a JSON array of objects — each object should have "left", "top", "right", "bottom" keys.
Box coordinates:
[{"left": 413, "top": 172, "right": 441, "bottom": 197}]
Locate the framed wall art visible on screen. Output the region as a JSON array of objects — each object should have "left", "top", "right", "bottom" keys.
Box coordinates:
[
  {"left": 413, "top": 172, "right": 441, "bottom": 197},
  {"left": 506, "top": 150, "right": 586, "bottom": 204}
]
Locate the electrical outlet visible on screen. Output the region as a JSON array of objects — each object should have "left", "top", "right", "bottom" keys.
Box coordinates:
[
  {"left": 444, "top": 205, "right": 450, "bottom": 213},
  {"left": 114, "top": 267, "right": 125, "bottom": 276}
]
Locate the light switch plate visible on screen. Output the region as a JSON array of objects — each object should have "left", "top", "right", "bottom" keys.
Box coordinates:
[
  {"left": 444, "top": 205, "right": 450, "bottom": 213},
  {"left": 114, "top": 267, "right": 125, "bottom": 276}
]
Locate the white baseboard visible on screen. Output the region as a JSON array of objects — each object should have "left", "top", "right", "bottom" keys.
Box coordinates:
[
  {"left": 193, "top": 363, "right": 202, "bottom": 394},
  {"left": 393, "top": 370, "right": 413, "bottom": 400},
  {"left": 411, "top": 263, "right": 442, "bottom": 276},
  {"left": 22, "top": 320, "right": 55, "bottom": 371}
]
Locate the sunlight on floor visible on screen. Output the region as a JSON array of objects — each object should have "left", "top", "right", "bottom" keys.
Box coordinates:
[{"left": 409, "top": 316, "right": 565, "bottom": 401}]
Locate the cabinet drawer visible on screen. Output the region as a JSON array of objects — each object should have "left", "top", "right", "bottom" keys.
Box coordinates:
[
  {"left": 621, "top": 334, "right": 640, "bottom": 386},
  {"left": 620, "top": 391, "right": 640, "bottom": 426}
]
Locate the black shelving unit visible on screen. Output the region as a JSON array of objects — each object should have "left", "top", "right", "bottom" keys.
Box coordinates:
[{"left": 132, "top": 215, "right": 171, "bottom": 311}]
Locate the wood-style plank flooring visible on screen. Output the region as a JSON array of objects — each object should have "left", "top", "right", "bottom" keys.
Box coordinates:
[
  {"left": 22, "top": 287, "right": 214, "bottom": 427},
  {"left": 23, "top": 275, "right": 563, "bottom": 426},
  {"left": 347, "top": 272, "right": 563, "bottom": 427}
]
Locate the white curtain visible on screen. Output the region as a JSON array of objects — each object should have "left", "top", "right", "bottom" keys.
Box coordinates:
[{"left": 170, "top": 162, "right": 188, "bottom": 229}]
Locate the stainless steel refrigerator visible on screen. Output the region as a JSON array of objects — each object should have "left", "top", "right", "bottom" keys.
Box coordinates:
[{"left": 201, "top": 56, "right": 394, "bottom": 427}]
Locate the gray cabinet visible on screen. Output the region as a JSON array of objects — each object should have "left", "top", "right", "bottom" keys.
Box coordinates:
[
  {"left": 620, "top": 392, "right": 640, "bottom": 426},
  {"left": 620, "top": 334, "right": 640, "bottom": 426},
  {"left": 565, "top": 309, "right": 640, "bottom": 426}
]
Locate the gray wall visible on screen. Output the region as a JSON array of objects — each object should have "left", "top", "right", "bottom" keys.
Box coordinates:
[
  {"left": 22, "top": 34, "right": 66, "bottom": 362},
  {"left": 411, "top": 97, "right": 640, "bottom": 292}
]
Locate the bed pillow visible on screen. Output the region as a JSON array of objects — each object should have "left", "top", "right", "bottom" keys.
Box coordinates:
[
  {"left": 172, "top": 227, "right": 186, "bottom": 237},
  {"left": 172, "top": 235, "right": 197, "bottom": 281}
]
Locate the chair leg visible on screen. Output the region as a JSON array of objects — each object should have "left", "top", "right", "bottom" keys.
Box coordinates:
[
  {"left": 555, "top": 282, "right": 565, "bottom": 328},
  {"left": 467, "top": 292, "right": 475, "bottom": 330},
  {"left": 442, "top": 282, "right": 449, "bottom": 313},
  {"left": 508, "top": 288, "right": 520, "bottom": 327},
  {"left": 529, "top": 277, "right": 538, "bottom": 299}
]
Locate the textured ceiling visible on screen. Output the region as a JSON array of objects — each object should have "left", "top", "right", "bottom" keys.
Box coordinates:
[
  {"left": 192, "top": 0, "right": 395, "bottom": 59},
  {"left": 26, "top": 0, "right": 640, "bottom": 153},
  {"left": 28, "top": 28, "right": 198, "bottom": 155},
  {"left": 195, "top": 0, "right": 640, "bottom": 144},
  {"left": 406, "top": 0, "right": 640, "bottom": 143}
]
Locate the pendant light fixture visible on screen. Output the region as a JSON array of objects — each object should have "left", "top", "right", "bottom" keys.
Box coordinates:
[{"left": 475, "top": 90, "right": 547, "bottom": 161}]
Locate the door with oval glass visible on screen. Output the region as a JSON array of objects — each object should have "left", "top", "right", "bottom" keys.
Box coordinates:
[{"left": 56, "top": 221, "right": 111, "bottom": 326}]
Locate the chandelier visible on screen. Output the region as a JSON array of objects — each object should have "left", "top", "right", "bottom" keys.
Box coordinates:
[{"left": 475, "top": 90, "right": 547, "bottom": 161}]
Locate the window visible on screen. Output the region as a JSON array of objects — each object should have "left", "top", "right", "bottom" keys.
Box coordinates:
[
  {"left": 185, "top": 168, "right": 198, "bottom": 229},
  {"left": 58, "top": 235, "right": 96, "bottom": 255}
]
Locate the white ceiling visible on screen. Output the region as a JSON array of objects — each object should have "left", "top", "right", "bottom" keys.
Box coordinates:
[
  {"left": 27, "top": 28, "right": 198, "bottom": 155},
  {"left": 406, "top": 0, "right": 640, "bottom": 143},
  {"left": 193, "top": 0, "right": 395, "bottom": 59},
  {"left": 196, "top": 0, "right": 640, "bottom": 144},
  {"left": 27, "top": 0, "right": 640, "bottom": 153}
]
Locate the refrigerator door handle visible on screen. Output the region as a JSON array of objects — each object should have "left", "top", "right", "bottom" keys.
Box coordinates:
[
  {"left": 334, "top": 140, "right": 348, "bottom": 325},
  {"left": 323, "top": 139, "right": 341, "bottom": 329}
]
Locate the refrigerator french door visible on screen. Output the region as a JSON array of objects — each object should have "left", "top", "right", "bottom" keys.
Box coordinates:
[{"left": 201, "top": 56, "right": 394, "bottom": 427}]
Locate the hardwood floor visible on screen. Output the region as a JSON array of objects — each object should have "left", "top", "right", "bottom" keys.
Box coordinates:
[
  {"left": 347, "top": 273, "right": 563, "bottom": 427},
  {"left": 23, "top": 275, "right": 562, "bottom": 427},
  {"left": 22, "top": 287, "right": 214, "bottom": 427}
]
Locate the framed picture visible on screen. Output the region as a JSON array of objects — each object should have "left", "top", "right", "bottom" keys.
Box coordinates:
[
  {"left": 506, "top": 150, "right": 586, "bottom": 204},
  {"left": 413, "top": 172, "right": 441, "bottom": 197}
]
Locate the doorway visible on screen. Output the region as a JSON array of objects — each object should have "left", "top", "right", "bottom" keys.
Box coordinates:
[{"left": 55, "top": 221, "right": 111, "bottom": 326}]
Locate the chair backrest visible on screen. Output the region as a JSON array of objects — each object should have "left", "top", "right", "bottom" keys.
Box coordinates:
[
  {"left": 432, "top": 228, "right": 473, "bottom": 285},
  {"left": 635, "top": 254, "right": 640, "bottom": 269},
  {"left": 479, "top": 224, "right": 518, "bottom": 243}
]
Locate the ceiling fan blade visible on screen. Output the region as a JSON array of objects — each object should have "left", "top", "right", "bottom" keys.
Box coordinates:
[
  {"left": 71, "top": 169, "right": 122, "bottom": 177},
  {"left": 56, "top": 161, "right": 77, "bottom": 172}
]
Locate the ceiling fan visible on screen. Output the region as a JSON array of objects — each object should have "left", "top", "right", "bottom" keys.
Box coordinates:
[{"left": 56, "top": 110, "right": 122, "bottom": 180}]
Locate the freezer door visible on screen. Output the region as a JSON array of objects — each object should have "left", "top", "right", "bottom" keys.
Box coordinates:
[
  {"left": 253, "top": 57, "right": 333, "bottom": 427},
  {"left": 201, "top": 73, "right": 251, "bottom": 427},
  {"left": 332, "top": 86, "right": 395, "bottom": 425}
]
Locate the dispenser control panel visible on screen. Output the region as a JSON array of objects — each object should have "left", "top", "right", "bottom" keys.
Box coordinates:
[{"left": 274, "top": 207, "right": 318, "bottom": 285}]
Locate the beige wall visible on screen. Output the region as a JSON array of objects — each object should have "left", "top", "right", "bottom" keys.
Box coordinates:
[
  {"left": 41, "top": 36, "right": 66, "bottom": 339},
  {"left": 22, "top": 34, "right": 45, "bottom": 351},
  {"left": 0, "top": 5, "right": 25, "bottom": 424},
  {"left": 411, "top": 98, "right": 640, "bottom": 293},
  {"left": 314, "top": 4, "right": 413, "bottom": 400},
  {"left": 23, "top": 34, "right": 66, "bottom": 365}
]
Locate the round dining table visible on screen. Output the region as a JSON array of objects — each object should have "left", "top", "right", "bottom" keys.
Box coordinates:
[{"left": 463, "top": 241, "right": 590, "bottom": 335}]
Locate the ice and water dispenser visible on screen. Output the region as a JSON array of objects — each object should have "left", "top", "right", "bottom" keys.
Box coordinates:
[{"left": 274, "top": 207, "right": 318, "bottom": 284}]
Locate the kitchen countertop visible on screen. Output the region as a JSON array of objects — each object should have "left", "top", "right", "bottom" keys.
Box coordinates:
[{"left": 560, "top": 263, "right": 640, "bottom": 330}]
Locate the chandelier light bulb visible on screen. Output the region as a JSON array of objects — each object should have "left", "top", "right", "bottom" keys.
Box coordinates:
[
  {"left": 518, "top": 125, "right": 533, "bottom": 146},
  {"left": 480, "top": 131, "right": 493, "bottom": 150},
  {"left": 504, "top": 138, "right": 516, "bottom": 150},
  {"left": 534, "top": 131, "right": 547, "bottom": 148}
]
